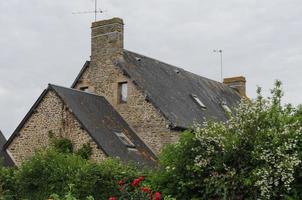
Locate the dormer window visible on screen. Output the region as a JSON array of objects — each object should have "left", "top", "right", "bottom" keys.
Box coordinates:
[
  {"left": 114, "top": 131, "right": 135, "bottom": 148},
  {"left": 191, "top": 94, "right": 206, "bottom": 109},
  {"left": 118, "top": 82, "right": 128, "bottom": 103}
]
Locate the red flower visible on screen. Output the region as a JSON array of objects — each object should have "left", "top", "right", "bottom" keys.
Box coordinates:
[
  {"left": 118, "top": 180, "right": 125, "bottom": 186},
  {"left": 131, "top": 178, "right": 141, "bottom": 187},
  {"left": 108, "top": 197, "right": 117, "bottom": 200},
  {"left": 153, "top": 192, "right": 161, "bottom": 200},
  {"left": 138, "top": 176, "right": 145, "bottom": 181},
  {"left": 141, "top": 186, "right": 151, "bottom": 193}
]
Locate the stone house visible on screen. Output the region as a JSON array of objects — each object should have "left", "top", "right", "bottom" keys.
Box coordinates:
[{"left": 2, "top": 17, "right": 246, "bottom": 167}]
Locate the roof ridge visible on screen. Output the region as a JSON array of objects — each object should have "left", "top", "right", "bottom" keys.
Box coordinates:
[
  {"left": 49, "top": 84, "right": 106, "bottom": 100},
  {"left": 123, "top": 49, "right": 227, "bottom": 87},
  {"left": 123, "top": 49, "right": 183, "bottom": 70},
  {"left": 118, "top": 49, "right": 242, "bottom": 128}
]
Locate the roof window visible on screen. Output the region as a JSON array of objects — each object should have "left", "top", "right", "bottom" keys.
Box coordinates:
[
  {"left": 191, "top": 94, "right": 206, "bottom": 109},
  {"left": 221, "top": 102, "right": 232, "bottom": 113},
  {"left": 114, "top": 131, "right": 135, "bottom": 148},
  {"left": 174, "top": 69, "right": 180, "bottom": 74}
]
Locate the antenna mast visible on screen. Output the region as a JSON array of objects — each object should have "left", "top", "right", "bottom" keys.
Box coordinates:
[
  {"left": 213, "top": 49, "right": 223, "bottom": 82},
  {"left": 94, "top": 0, "right": 97, "bottom": 21},
  {"left": 72, "top": 0, "right": 104, "bottom": 22}
]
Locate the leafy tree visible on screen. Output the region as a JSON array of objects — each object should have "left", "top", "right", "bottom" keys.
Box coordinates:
[{"left": 151, "top": 81, "right": 302, "bottom": 200}]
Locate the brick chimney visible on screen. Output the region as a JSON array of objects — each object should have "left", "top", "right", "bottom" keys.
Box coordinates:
[
  {"left": 91, "top": 17, "right": 124, "bottom": 59},
  {"left": 223, "top": 76, "right": 247, "bottom": 97}
]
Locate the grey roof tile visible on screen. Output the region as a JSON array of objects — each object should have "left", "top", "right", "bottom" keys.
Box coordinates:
[
  {"left": 116, "top": 50, "right": 242, "bottom": 129},
  {"left": 5, "top": 85, "right": 157, "bottom": 167},
  {"left": 49, "top": 85, "right": 157, "bottom": 167}
]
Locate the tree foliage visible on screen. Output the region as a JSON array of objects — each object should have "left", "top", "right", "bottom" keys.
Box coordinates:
[
  {"left": 151, "top": 81, "right": 302, "bottom": 200},
  {"left": 0, "top": 147, "right": 139, "bottom": 200},
  {"left": 1, "top": 81, "right": 302, "bottom": 200}
]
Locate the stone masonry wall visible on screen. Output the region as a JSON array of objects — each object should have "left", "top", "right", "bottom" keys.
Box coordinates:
[
  {"left": 73, "top": 18, "right": 180, "bottom": 154},
  {"left": 7, "top": 90, "right": 106, "bottom": 166},
  {"left": 75, "top": 63, "right": 179, "bottom": 155}
]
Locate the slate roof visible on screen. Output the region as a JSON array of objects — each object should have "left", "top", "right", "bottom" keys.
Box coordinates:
[
  {"left": 0, "top": 131, "right": 14, "bottom": 167},
  {"left": 5, "top": 85, "right": 157, "bottom": 167},
  {"left": 115, "top": 50, "right": 242, "bottom": 129}
]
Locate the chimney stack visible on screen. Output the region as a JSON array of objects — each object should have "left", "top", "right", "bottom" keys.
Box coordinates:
[
  {"left": 223, "top": 76, "right": 247, "bottom": 97},
  {"left": 91, "top": 18, "right": 124, "bottom": 59}
]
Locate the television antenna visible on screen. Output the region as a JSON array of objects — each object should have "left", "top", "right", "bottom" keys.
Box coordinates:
[
  {"left": 72, "top": 0, "right": 105, "bottom": 21},
  {"left": 213, "top": 49, "right": 223, "bottom": 82}
]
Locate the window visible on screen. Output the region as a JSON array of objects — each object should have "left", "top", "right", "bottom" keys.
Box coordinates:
[
  {"left": 114, "top": 131, "right": 135, "bottom": 148},
  {"left": 80, "top": 86, "right": 89, "bottom": 92},
  {"left": 191, "top": 94, "right": 206, "bottom": 109},
  {"left": 221, "top": 102, "right": 232, "bottom": 113},
  {"left": 118, "top": 82, "right": 128, "bottom": 103}
]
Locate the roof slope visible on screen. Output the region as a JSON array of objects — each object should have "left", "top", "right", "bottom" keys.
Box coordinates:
[
  {"left": 0, "top": 131, "right": 14, "bottom": 167},
  {"left": 50, "top": 85, "right": 157, "bottom": 167},
  {"left": 5, "top": 85, "right": 156, "bottom": 167},
  {"left": 116, "top": 50, "right": 242, "bottom": 129}
]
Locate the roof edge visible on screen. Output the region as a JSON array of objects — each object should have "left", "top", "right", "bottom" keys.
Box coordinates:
[
  {"left": 4, "top": 89, "right": 49, "bottom": 149},
  {"left": 48, "top": 84, "right": 110, "bottom": 157},
  {"left": 71, "top": 61, "right": 90, "bottom": 88}
]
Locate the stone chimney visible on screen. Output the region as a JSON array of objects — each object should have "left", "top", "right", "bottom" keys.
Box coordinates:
[
  {"left": 91, "top": 18, "right": 124, "bottom": 59},
  {"left": 223, "top": 76, "right": 247, "bottom": 97}
]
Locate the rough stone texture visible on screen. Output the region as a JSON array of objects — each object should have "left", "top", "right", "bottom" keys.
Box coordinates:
[
  {"left": 223, "top": 76, "right": 247, "bottom": 97},
  {"left": 74, "top": 67, "right": 94, "bottom": 93},
  {"left": 74, "top": 18, "right": 179, "bottom": 154},
  {"left": 7, "top": 90, "right": 106, "bottom": 166}
]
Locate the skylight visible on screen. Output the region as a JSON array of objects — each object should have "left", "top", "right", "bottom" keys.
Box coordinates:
[
  {"left": 191, "top": 94, "right": 206, "bottom": 109},
  {"left": 221, "top": 102, "right": 232, "bottom": 113},
  {"left": 114, "top": 131, "right": 135, "bottom": 148}
]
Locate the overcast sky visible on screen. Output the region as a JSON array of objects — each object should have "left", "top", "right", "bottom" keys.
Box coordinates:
[{"left": 0, "top": 0, "right": 302, "bottom": 137}]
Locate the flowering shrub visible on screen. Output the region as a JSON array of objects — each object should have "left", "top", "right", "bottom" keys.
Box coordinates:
[
  {"left": 2, "top": 81, "right": 301, "bottom": 200},
  {"left": 108, "top": 176, "right": 162, "bottom": 200},
  {"left": 151, "top": 81, "right": 302, "bottom": 200}
]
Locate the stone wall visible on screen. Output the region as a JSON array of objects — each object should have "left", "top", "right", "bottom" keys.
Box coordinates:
[
  {"left": 74, "top": 18, "right": 179, "bottom": 154},
  {"left": 7, "top": 90, "right": 106, "bottom": 166}
]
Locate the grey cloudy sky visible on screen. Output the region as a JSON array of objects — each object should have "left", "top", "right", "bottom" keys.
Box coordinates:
[{"left": 0, "top": 0, "right": 302, "bottom": 137}]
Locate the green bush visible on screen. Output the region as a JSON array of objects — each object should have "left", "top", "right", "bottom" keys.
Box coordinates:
[
  {"left": 0, "top": 149, "right": 140, "bottom": 200},
  {"left": 49, "top": 134, "right": 73, "bottom": 154},
  {"left": 2, "top": 81, "right": 302, "bottom": 200},
  {"left": 0, "top": 166, "right": 16, "bottom": 200},
  {"left": 76, "top": 143, "right": 93, "bottom": 159},
  {"left": 151, "top": 81, "right": 302, "bottom": 200}
]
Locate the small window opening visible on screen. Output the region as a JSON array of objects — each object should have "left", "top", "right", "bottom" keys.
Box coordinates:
[
  {"left": 80, "top": 86, "right": 89, "bottom": 92},
  {"left": 191, "top": 94, "right": 206, "bottom": 109},
  {"left": 221, "top": 102, "right": 232, "bottom": 113},
  {"left": 118, "top": 82, "right": 128, "bottom": 103},
  {"left": 114, "top": 131, "right": 135, "bottom": 148}
]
